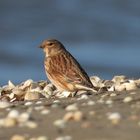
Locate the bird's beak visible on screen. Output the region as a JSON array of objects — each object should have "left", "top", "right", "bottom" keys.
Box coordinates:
[{"left": 39, "top": 45, "right": 44, "bottom": 49}]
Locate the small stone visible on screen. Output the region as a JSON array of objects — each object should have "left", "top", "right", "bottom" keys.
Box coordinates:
[
  {"left": 110, "top": 93, "right": 117, "bottom": 97},
  {"left": 63, "top": 111, "right": 83, "bottom": 122},
  {"left": 34, "top": 106, "right": 44, "bottom": 111},
  {"left": 24, "top": 102, "right": 33, "bottom": 106},
  {"left": 65, "top": 104, "right": 78, "bottom": 111},
  {"left": 89, "top": 111, "right": 96, "bottom": 116},
  {"left": 130, "top": 92, "right": 137, "bottom": 95},
  {"left": 123, "top": 96, "right": 133, "bottom": 103},
  {"left": 87, "top": 100, "right": 95, "bottom": 106},
  {"left": 106, "top": 100, "right": 113, "bottom": 105},
  {"left": 4, "top": 118, "right": 17, "bottom": 127},
  {"left": 107, "top": 112, "right": 121, "bottom": 124},
  {"left": 138, "top": 122, "right": 140, "bottom": 126},
  {"left": 37, "top": 136, "right": 49, "bottom": 140},
  {"left": 81, "top": 121, "right": 91, "bottom": 128},
  {"left": 35, "top": 101, "right": 42, "bottom": 105},
  {"left": 79, "top": 94, "right": 89, "bottom": 100},
  {"left": 41, "top": 109, "right": 50, "bottom": 115},
  {"left": 11, "top": 135, "right": 26, "bottom": 140},
  {"left": 54, "top": 119, "right": 66, "bottom": 129},
  {"left": 55, "top": 136, "right": 72, "bottom": 140},
  {"left": 8, "top": 110, "right": 19, "bottom": 119},
  {"left": 18, "top": 112, "right": 30, "bottom": 123},
  {"left": 0, "top": 101, "right": 10, "bottom": 108},
  {"left": 25, "top": 121, "right": 38, "bottom": 128}
]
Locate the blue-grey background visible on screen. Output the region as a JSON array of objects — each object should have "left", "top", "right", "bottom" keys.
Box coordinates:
[{"left": 0, "top": 0, "right": 140, "bottom": 85}]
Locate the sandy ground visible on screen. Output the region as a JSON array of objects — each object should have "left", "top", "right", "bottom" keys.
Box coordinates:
[{"left": 0, "top": 90, "right": 140, "bottom": 140}]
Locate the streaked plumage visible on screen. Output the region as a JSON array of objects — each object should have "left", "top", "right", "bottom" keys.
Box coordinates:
[{"left": 40, "top": 39, "right": 97, "bottom": 93}]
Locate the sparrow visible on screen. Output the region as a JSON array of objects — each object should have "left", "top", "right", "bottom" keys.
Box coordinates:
[{"left": 39, "top": 39, "right": 97, "bottom": 94}]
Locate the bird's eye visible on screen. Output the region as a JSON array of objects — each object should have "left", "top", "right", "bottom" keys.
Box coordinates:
[{"left": 48, "top": 42, "right": 53, "bottom": 46}]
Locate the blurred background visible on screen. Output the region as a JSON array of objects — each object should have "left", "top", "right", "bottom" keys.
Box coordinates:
[{"left": 0, "top": 0, "right": 140, "bottom": 85}]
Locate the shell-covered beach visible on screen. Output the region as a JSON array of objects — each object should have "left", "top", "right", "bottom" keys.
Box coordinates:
[{"left": 0, "top": 76, "right": 140, "bottom": 140}]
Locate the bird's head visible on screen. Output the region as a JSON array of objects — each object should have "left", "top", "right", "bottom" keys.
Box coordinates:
[{"left": 39, "top": 39, "right": 65, "bottom": 57}]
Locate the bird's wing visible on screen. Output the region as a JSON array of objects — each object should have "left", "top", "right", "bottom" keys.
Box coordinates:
[{"left": 48, "top": 52, "right": 93, "bottom": 88}]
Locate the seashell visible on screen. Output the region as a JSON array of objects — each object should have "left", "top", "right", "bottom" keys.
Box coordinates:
[
  {"left": 114, "top": 84, "right": 126, "bottom": 91},
  {"left": 123, "top": 82, "right": 138, "bottom": 91},
  {"left": 38, "top": 80, "right": 49, "bottom": 88},
  {"left": 0, "top": 101, "right": 10, "bottom": 108},
  {"left": 59, "top": 91, "right": 72, "bottom": 98},
  {"left": 0, "top": 95, "right": 11, "bottom": 102},
  {"left": 8, "top": 80, "right": 15, "bottom": 89},
  {"left": 90, "top": 76, "right": 104, "bottom": 88},
  {"left": 24, "top": 92, "right": 41, "bottom": 101},
  {"left": 134, "top": 79, "right": 140, "bottom": 87},
  {"left": 20, "top": 79, "right": 33, "bottom": 90},
  {"left": 112, "top": 75, "right": 127, "bottom": 84},
  {"left": 42, "top": 84, "right": 55, "bottom": 97},
  {"left": 12, "top": 88, "right": 25, "bottom": 98}
]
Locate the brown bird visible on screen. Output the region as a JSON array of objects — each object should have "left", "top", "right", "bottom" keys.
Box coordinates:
[{"left": 39, "top": 39, "right": 97, "bottom": 94}]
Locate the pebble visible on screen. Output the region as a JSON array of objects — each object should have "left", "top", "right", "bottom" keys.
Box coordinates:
[
  {"left": 30, "top": 136, "right": 49, "bottom": 140},
  {"left": 18, "top": 112, "right": 30, "bottom": 123},
  {"left": 8, "top": 110, "right": 19, "bottom": 119},
  {"left": 34, "top": 106, "right": 45, "bottom": 111},
  {"left": 107, "top": 112, "right": 121, "bottom": 124},
  {"left": 123, "top": 82, "right": 138, "bottom": 91},
  {"left": 63, "top": 111, "right": 83, "bottom": 122},
  {"left": 24, "top": 102, "right": 33, "bottom": 106},
  {"left": 79, "top": 94, "right": 89, "bottom": 100},
  {"left": 0, "top": 101, "right": 10, "bottom": 108},
  {"left": 35, "top": 101, "right": 43, "bottom": 105},
  {"left": 87, "top": 100, "right": 95, "bottom": 106},
  {"left": 65, "top": 104, "right": 78, "bottom": 111},
  {"left": 123, "top": 96, "right": 133, "bottom": 103},
  {"left": 110, "top": 93, "right": 117, "bottom": 97},
  {"left": 11, "top": 135, "right": 26, "bottom": 140},
  {"left": 4, "top": 118, "right": 17, "bottom": 127},
  {"left": 105, "top": 100, "right": 113, "bottom": 105},
  {"left": 24, "top": 121, "right": 38, "bottom": 129},
  {"left": 53, "top": 119, "right": 66, "bottom": 129},
  {"left": 41, "top": 109, "right": 50, "bottom": 115},
  {"left": 55, "top": 136, "right": 72, "bottom": 140}
]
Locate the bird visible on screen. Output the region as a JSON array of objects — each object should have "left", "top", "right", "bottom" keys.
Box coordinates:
[{"left": 39, "top": 39, "right": 97, "bottom": 95}]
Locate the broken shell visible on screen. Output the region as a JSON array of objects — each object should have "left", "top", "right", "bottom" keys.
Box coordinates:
[
  {"left": 123, "top": 82, "right": 138, "bottom": 91},
  {"left": 0, "top": 101, "right": 10, "bottom": 108},
  {"left": 8, "top": 80, "right": 15, "bottom": 89},
  {"left": 24, "top": 92, "right": 40, "bottom": 101},
  {"left": 112, "top": 75, "right": 127, "bottom": 83}
]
